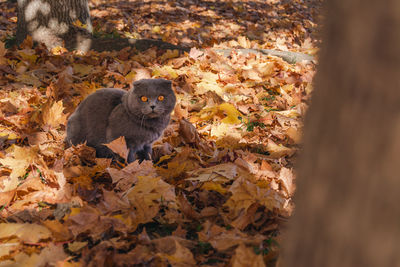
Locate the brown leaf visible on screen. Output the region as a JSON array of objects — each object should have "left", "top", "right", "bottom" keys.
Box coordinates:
[
  {"left": 177, "top": 193, "right": 200, "bottom": 219},
  {"left": 0, "top": 190, "right": 15, "bottom": 207},
  {"left": 179, "top": 119, "right": 200, "bottom": 144},
  {"left": 0, "top": 223, "right": 52, "bottom": 243},
  {"left": 278, "top": 167, "right": 296, "bottom": 197},
  {"left": 0, "top": 41, "right": 6, "bottom": 65},
  {"left": 231, "top": 203, "right": 260, "bottom": 230},
  {"left": 104, "top": 136, "right": 129, "bottom": 161},
  {"left": 231, "top": 243, "right": 266, "bottom": 267}
]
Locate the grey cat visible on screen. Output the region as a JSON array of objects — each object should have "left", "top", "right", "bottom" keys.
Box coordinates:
[{"left": 66, "top": 78, "right": 176, "bottom": 163}]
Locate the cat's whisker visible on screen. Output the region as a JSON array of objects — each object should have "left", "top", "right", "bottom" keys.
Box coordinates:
[{"left": 140, "top": 114, "right": 145, "bottom": 128}]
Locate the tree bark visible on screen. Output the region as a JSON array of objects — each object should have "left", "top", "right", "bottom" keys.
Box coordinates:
[
  {"left": 281, "top": 0, "right": 400, "bottom": 266},
  {"left": 16, "top": 0, "right": 92, "bottom": 51}
]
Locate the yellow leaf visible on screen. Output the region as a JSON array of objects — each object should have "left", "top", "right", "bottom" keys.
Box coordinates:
[
  {"left": 210, "top": 123, "right": 242, "bottom": 140},
  {"left": 198, "top": 103, "right": 246, "bottom": 125},
  {"left": 0, "top": 146, "right": 37, "bottom": 191},
  {"left": 126, "top": 176, "right": 175, "bottom": 206},
  {"left": 124, "top": 71, "right": 136, "bottom": 84},
  {"left": 18, "top": 50, "right": 38, "bottom": 64},
  {"left": 68, "top": 241, "right": 88, "bottom": 252},
  {"left": 152, "top": 66, "right": 178, "bottom": 79},
  {"left": 201, "top": 182, "right": 228, "bottom": 194},
  {"left": 42, "top": 100, "right": 67, "bottom": 128},
  {"left": 280, "top": 84, "right": 295, "bottom": 93},
  {"left": 73, "top": 63, "right": 93, "bottom": 76},
  {"left": 219, "top": 103, "right": 243, "bottom": 124},
  {"left": 152, "top": 25, "right": 161, "bottom": 33},
  {"left": 104, "top": 136, "right": 128, "bottom": 161},
  {"left": 63, "top": 207, "right": 81, "bottom": 221},
  {"left": 0, "top": 127, "right": 19, "bottom": 139},
  {"left": 196, "top": 80, "right": 223, "bottom": 96},
  {"left": 50, "top": 46, "right": 68, "bottom": 55},
  {"left": 112, "top": 214, "right": 134, "bottom": 227},
  {"left": 160, "top": 49, "right": 180, "bottom": 61},
  {"left": 70, "top": 207, "right": 81, "bottom": 216},
  {"left": 72, "top": 19, "right": 89, "bottom": 29}
]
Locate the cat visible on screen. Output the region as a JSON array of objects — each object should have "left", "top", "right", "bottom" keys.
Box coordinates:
[{"left": 66, "top": 78, "right": 176, "bottom": 163}]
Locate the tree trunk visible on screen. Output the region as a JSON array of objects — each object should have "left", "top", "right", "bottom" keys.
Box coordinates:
[
  {"left": 16, "top": 0, "right": 92, "bottom": 51},
  {"left": 281, "top": 0, "right": 400, "bottom": 266}
]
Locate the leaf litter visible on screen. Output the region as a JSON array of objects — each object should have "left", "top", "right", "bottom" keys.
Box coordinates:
[{"left": 0, "top": 0, "right": 321, "bottom": 265}]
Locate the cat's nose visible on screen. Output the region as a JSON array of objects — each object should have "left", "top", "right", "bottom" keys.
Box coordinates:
[{"left": 150, "top": 105, "right": 155, "bottom": 110}]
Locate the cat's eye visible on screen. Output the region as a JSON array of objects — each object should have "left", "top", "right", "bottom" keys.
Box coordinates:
[
  {"left": 157, "top": 95, "right": 164, "bottom": 101},
  {"left": 141, "top": 96, "right": 148, "bottom": 102}
]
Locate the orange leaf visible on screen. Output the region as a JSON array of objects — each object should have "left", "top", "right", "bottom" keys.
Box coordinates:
[{"left": 104, "top": 136, "right": 129, "bottom": 161}]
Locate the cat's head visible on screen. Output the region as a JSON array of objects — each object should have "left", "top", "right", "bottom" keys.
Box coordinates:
[{"left": 125, "top": 79, "right": 176, "bottom": 119}]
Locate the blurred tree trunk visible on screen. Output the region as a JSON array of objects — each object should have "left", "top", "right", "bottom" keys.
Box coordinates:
[
  {"left": 16, "top": 0, "right": 92, "bottom": 51},
  {"left": 281, "top": 0, "right": 400, "bottom": 266}
]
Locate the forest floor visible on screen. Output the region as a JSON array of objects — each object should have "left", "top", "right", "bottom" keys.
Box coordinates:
[{"left": 0, "top": 0, "right": 322, "bottom": 266}]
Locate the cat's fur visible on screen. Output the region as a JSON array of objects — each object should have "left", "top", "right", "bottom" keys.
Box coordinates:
[{"left": 66, "top": 79, "right": 176, "bottom": 163}]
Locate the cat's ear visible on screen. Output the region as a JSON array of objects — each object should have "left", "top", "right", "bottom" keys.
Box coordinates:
[
  {"left": 162, "top": 79, "right": 172, "bottom": 88},
  {"left": 133, "top": 79, "right": 144, "bottom": 89}
]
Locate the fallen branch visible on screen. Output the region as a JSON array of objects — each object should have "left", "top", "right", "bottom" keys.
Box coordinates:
[
  {"left": 213, "top": 48, "right": 315, "bottom": 64},
  {"left": 90, "top": 37, "right": 315, "bottom": 64}
]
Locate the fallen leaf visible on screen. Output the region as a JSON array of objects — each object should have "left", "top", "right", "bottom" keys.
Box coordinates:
[
  {"left": 0, "top": 223, "right": 52, "bottom": 243},
  {"left": 231, "top": 243, "right": 266, "bottom": 267},
  {"left": 42, "top": 100, "right": 67, "bottom": 128},
  {"left": 104, "top": 136, "right": 129, "bottom": 161}
]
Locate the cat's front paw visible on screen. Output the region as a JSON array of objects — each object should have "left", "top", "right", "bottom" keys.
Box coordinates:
[{"left": 136, "top": 149, "right": 151, "bottom": 162}]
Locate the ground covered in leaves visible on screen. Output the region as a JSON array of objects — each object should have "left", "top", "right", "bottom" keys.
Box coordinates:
[{"left": 0, "top": 0, "right": 321, "bottom": 266}]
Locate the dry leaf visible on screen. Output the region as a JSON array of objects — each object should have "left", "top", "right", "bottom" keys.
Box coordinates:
[
  {"left": 42, "top": 100, "right": 67, "bottom": 128},
  {"left": 104, "top": 136, "right": 129, "bottom": 161}
]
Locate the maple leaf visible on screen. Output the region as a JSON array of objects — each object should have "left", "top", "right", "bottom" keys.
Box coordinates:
[
  {"left": 231, "top": 243, "right": 266, "bottom": 267},
  {"left": 278, "top": 167, "right": 296, "bottom": 197},
  {"left": 186, "top": 163, "right": 238, "bottom": 182},
  {"left": 0, "top": 190, "right": 15, "bottom": 207},
  {"left": 0, "top": 243, "right": 68, "bottom": 266},
  {"left": 161, "top": 240, "right": 196, "bottom": 266},
  {"left": 225, "top": 177, "right": 286, "bottom": 218},
  {"left": 189, "top": 47, "right": 204, "bottom": 60},
  {"left": 42, "top": 100, "right": 67, "bottom": 128},
  {"left": 198, "top": 221, "right": 266, "bottom": 251},
  {"left": 0, "top": 223, "right": 51, "bottom": 243},
  {"left": 73, "top": 63, "right": 93, "bottom": 76},
  {"left": 104, "top": 136, "right": 129, "bottom": 161},
  {"left": 125, "top": 176, "right": 176, "bottom": 230},
  {"left": 152, "top": 65, "right": 179, "bottom": 79},
  {"left": 0, "top": 145, "right": 38, "bottom": 191}
]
